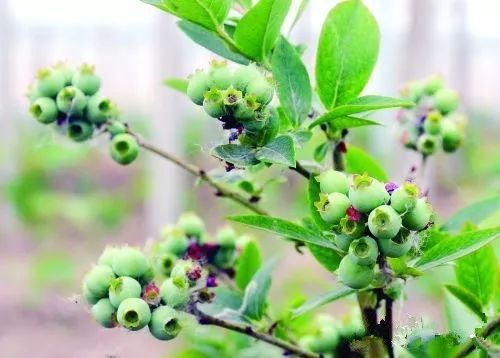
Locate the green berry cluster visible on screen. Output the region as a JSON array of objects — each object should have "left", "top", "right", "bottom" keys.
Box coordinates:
[
  {"left": 398, "top": 75, "right": 467, "bottom": 156},
  {"left": 315, "top": 170, "right": 433, "bottom": 289},
  {"left": 83, "top": 245, "right": 198, "bottom": 340},
  {"left": 187, "top": 61, "right": 278, "bottom": 147},
  {"left": 27, "top": 63, "right": 139, "bottom": 165}
]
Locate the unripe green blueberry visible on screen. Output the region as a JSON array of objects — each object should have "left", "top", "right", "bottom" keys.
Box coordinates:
[
  {"left": 368, "top": 205, "right": 402, "bottom": 240},
  {"left": 160, "top": 278, "right": 190, "bottom": 309},
  {"left": 338, "top": 255, "right": 374, "bottom": 289},
  {"left": 68, "top": 119, "right": 94, "bottom": 142},
  {"left": 348, "top": 236, "right": 378, "bottom": 266},
  {"left": 56, "top": 86, "right": 87, "bottom": 115},
  {"left": 221, "top": 86, "right": 243, "bottom": 109},
  {"left": 246, "top": 77, "right": 274, "bottom": 106},
  {"left": 335, "top": 234, "right": 355, "bottom": 252},
  {"left": 53, "top": 62, "right": 75, "bottom": 85},
  {"left": 216, "top": 226, "right": 238, "bottom": 248},
  {"left": 171, "top": 259, "right": 202, "bottom": 286},
  {"left": 156, "top": 253, "right": 178, "bottom": 276},
  {"left": 87, "top": 95, "right": 117, "bottom": 125},
  {"left": 316, "top": 169, "right": 349, "bottom": 195},
  {"left": 390, "top": 183, "right": 419, "bottom": 214},
  {"left": 98, "top": 246, "right": 120, "bottom": 268},
  {"left": 149, "top": 306, "right": 182, "bottom": 341},
  {"left": 378, "top": 227, "right": 413, "bottom": 258},
  {"left": 441, "top": 119, "right": 464, "bottom": 153},
  {"left": 232, "top": 64, "right": 262, "bottom": 93},
  {"left": 107, "top": 120, "right": 127, "bottom": 137},
  {"left": 233, "top": 94, "right": 260, "bottom": 121},
  {"left": 315, "top": 193, "right": 351, "bottom": 225},
  {"left": 402, "top": 198, "right": 432, "bottom": 231},
  {"left": 91, "top": 298, "right": 117, "bottom": 328},
  {"left": 424, "top": 111, "right": 442, "bottom": 135},
  {"left": 383, "top": 279, "right": 405, "bottom": 300},
  {"left": 434, "top": 88, "right": 459, "bottom": 115},
  {"left": 83, "top": 265, "right": 116, "bottom": 298},
  {"left": 160, "top": 227, "right": 189, "bottom": 257},
  {"left": 406, "top": 81, "right": 425, "bottom": 102},
  {"left": 348, "top": 174, "right": 389, "bottom": 213},
  {"left": 203, "top": 88, "right": 226, "bottom": 118},
  {"left": 187, "top": 70, "right": 210, "bottom": 105},
  {"left": 178, "top": 212, "right": 205, "bottom": 238},
  {"left": 339, "top": 216, "right": 365, "bottom": 239},
  {"left": 417, "top": 134, "right": 439, "bottom": 156},
  {"left": 109, "top": 276, "right": 142, "bottom": 308},
  {"left": 35, "top": 67, "right": 66, "bottom": 97},
  {"left": 110, "top": 133, "right": 140, "bottom": 165},
  {"left": 112, "top": 247, "right": 149, "bottom": 278},
  {"left": 207, "top": 60, "right": 232, "bottom": 89},
  {"left": 424, "top": 75, "right": 443, "bottom": 95},
  {"left": 83, "top": 285, "right": 100, "bottom": 305},
  {"left": 214, "top": 246, "right": 237, "bottom": 269},
  {"left": 30, "top": 97, "right": 58, "bottom": 124},
  {"left": 116, "top": 298, "right": 151, "bottom": 331},
  {"left": 140, "top": 266, "right": 155, "bottom": 285},
  {"left": 72, "top": 64, "right": 100, "bottom": 95}
]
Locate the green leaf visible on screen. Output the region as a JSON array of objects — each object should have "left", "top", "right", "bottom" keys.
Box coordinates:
[
  {"left": 324, "top": 116, "right": 381, "bottom": 131},
  {"left": 387, "top": 258, "right": 424, "bottom": 278},
  {"left": 306, "top": 243, "right": 342, "bottom": 273},
  {"left": 442, "top": 195, "right": 500, "bottom": 232},
  {"left": 308, "top": 176, "right": 331, "bottom": 231},
  {"left": 146, "top": 0, "right": 232, "bottom": 31},
  {"left": 234, "top": 0, "right": 292, "bottom": 60},
  {"left": 271, "top": 37, "right": 312, "bottom": 127},
  {"left": 242, "top": 257, "right": 278, "bottom": 320},
  {"left": 163, "top": 77, "right": 188, "bottom": 93},
  {"left": 345, "top": 144, "right": 388, "bottom": 182},
  {"left": 255, "top": 135, "right": 296, "bottom": 167},
  {"left": 313, "top": 142, "right": 329, "bottom": 162},
  {"left": 309, "top": 95, "right": 413, "bottom": 128},
  {"left": 455, "top": 244, "right": 497, "bottom": 306},
  {"left": 235, "top": 0, "right": 253, "bottom": 9},
  {"left": 178, "top": 21, "right": 250, "bottom": 65},
  {"left": 291, "top": 285, "right": 355, "bottom": 318},
  {"left": 235, "top": 240, "right": 263, "bottom": 290},
  {"left": 316, "top": 0, "right": 380, "bottom": 109},
  {"left": 445, "top": 285, "right": 487, "bottom": 322},
  {"left": 415, "top": 227, "right": 500, "bottom": 271},
  {"left": 211, "top": 144, "right": 259, "bottom": 167},
  {"left": 228, "top": 215, "right": 340, "bottom": 251},
  {"left": 290, "top": 130, "right": 312, "bottom": 147}
]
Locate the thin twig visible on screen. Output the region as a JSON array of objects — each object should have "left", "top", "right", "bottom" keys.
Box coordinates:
[
  {"left": 291, "top": 162, "right": 312, "bottom": 179},
  {"left": 195, "top": 307, "right": 320, "bottom": 358},
  {"left": 126, "top": 129, "right": 269, "bottom": 216},
  {"left": 454, "top": 316, "right": 500, "bottom": 357}
]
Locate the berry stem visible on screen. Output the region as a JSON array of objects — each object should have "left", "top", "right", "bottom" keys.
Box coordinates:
[
  {"left": 125, "top": 128, "right": 269, "bottom": 216},
  {"left": 194, "top": 305, "right": 320, "bottom": 358},
  {"left": 291, "top": 162, "right": 312, "bottom": 179},
  {"left": 454, "top": 316, "right": 500, "bottom": 357}
]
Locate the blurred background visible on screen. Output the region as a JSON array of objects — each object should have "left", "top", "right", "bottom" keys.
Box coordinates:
[{"left": 0, "top": 0, "right": 499, "bottom": 356}]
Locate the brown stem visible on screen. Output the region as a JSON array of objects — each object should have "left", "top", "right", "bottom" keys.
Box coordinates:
[
  {"left": 454, "top": 316, "right": 500, "bottom": 357},
  {"left": 126, "top": 129, "right": 269, "bottom": 216},
  {"left": 291, "top": 162, "right": 312, "bottom": 179}
]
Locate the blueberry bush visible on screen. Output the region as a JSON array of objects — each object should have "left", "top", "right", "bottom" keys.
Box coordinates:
[{"left": 26, "top": 0, "right": 498, "bottom": 357}]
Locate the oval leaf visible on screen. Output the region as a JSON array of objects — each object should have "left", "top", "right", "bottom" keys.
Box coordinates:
[
  {"left": 306, "top": 243, "right": 342, "bottom": 273},
  {"left": 235, "top": 240, "right": 263, "bottom": 290},
  {"left": 445, "top": 285, "right": 487, "bottom": 323},
  {"left": 291, "top": 285, "right": 355, "bottom": 318},
  {"left": 345, "top": 144, "right": 388, "bottom": 182},
  {"left": 211, "top": 144, "right": 259, "bottom": 167},
  {"left": 163, "top": 77, "right": 188, "bottom": 93},
  {"left": 316, "top": 0, "right": 380, "bottom": 109},
  {"left": 255, "top": 135, "right": 296, "bottom": 167}
]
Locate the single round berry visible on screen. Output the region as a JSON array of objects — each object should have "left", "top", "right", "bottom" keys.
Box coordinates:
[
  {"left": 207, "top": 61, "right": 232, "bottom": 89},
  {"left": 171, "top": 259, "right": 201, "bottom": 286},
  {"left": 417, "top": 134, "right": 439, "bottom": 156},
  {"left": 348, "top": 236, "right": 378, "bottom": 267},
  {"left": 203, "top": 88, "right": 226, "bottom": 118},
  {"left": 378, "top": 227, "right": 413, "bottom": 258},
  {"left": 107, "top": 120, "right": 127, "bottom": 137},
  {"left": 246, "top": 77, "right": 273, "bottom": 106},
  {"left": 160, "top": 227, "right": 189, "bottom": 257},
  {"left": 109, "top": 276, "right": 142, "bottom": 308},
  {"left": 214, "top": 246, "right": 237, "bottom": 269},
  {"left": 232, "top": 64, "right": 262, "bottom": 93},
  {"left": 316, "top": 192, "right": 351, "bottom": 225},
  {"left": 407, "top": 81, "right": 425, "bottom": 102},
  {"left": 434, "top": 88, "right": 459, "bottom": 115},
  {"left": 316, "top": 170, "right": 349, "bottom": 195},
  {"left": 83, "top": 265, "right": 116, "bottom": 298},
  {"left": 339, "top": 216, "right": 365, "bottom": 239},
  {"left": 156, "top": 253, "right": 178, "bottom": 276},
  {"left": 72, "top": 64, "right": 100, "bottom": 95},
  {"left": 110, "top": 133, "right": 140, "bottom": 165},
  {"left": 56, "top": 86, "right": 87, "bottom": 115},
  {"left": 36, "top": 67, "right": 66, "bottom": 97},
  {"left": 390, "top": 183, "right": 419, "bottom": 214},
  {"left": 178, "top": 212, "right": 205, "bottom": 238},
  {"left": 91, "top": 298, "right": 117, "bottom": 328},
  {"left": 30, "top": 97, "right": 58, "bottom": 124},
  {"left": 338, "top": 255, "right": 374, "bottom": 289},
  {"left": 424, "top": 75, "right": 443, "bottom": 95},
  {"left": 348, "top": 174, "right": 389, "bottom": 213},
  {"left": 140, "top": 266, "right": 155, "bottom": 285},
  {"left": 335, "top": 234, "right": 355, "bottom": 252},
  {"left": 160, "top": 278, "right": 190, "bottom": 309},
  {"left": 216, "top": 226, "right": 238, "bottom": 248},
  {"left": 187, "top": 70, "right": 210, "bottom": 105},
  {"left": 368, "top": 205, "right": 402, "bottom": 240},
  {"left": 441, "top": 119, "right": 464, "bottom": 153},
  {"left": 53, "top": 62, "right": 75, "bottom": 85},
  {"left": 402, "top": 198, "right": 432, "bottom": 231},
  {"left": 234, "top": 94, "right": 260, "bottom": 121},
  {"left": 68, "top": 120, "right": 94, "bottom": 142},
  {"left": 87, "top": 95, "right": 116, "bottom": 125},
  {"left": 424, "top": 111, "right": 442, "bottom": 135},
  {"left": 116, "top": 298, "right": 151, "bottom": 331},
  {"left": 112, "top": 246, "right": 149, "bottom": 278},
  {"left": 98, "top": 246, "right": 120, "bottom": 268},
  {"left": 83, "top": 285, "right": 100, "bottom": 305},
  {"left": 149, "top": 306, "right": 182, "bottom": 341},
  {"left": 222, "top": 86, "right": 243, "bottom": 109}
]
